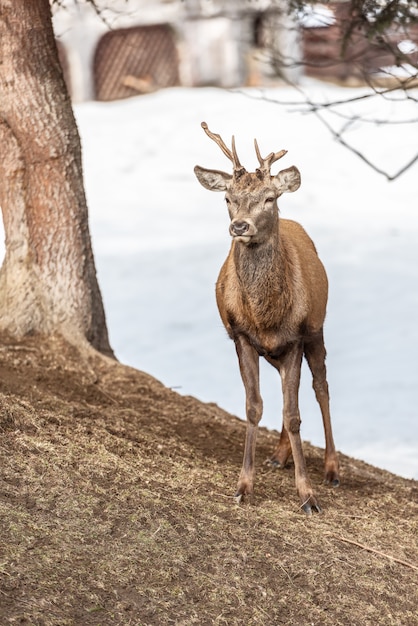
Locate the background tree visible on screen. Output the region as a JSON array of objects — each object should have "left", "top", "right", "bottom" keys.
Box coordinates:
[
  {"left": 259, "top": 0, "right": 418, "bottom": 179},
  {"left": 0, "top": 0, "right": 113, "bottom": 356}
]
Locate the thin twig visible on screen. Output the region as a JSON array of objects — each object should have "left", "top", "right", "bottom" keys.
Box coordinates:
[
  {"left": 312, "top": 108, "right": 418, "bottom": 181},
  {"left": 332, "top": 534, "right": 418, "bottom": 572}
]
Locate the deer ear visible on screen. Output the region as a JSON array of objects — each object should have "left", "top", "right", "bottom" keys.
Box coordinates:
[
  {"left": 194, "top": 165, "right": 232, "bottom": 192},
  {"left": 272, "top": 166, "right": 301, "bottom": 195}
]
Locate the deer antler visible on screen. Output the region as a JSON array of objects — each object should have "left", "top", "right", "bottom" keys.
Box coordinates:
[
  {"left": 201, "top": 122, "right": 246, "bottom": 176},
  {"left": 254, "top": 138, "right": 287, "bottom": 176}
]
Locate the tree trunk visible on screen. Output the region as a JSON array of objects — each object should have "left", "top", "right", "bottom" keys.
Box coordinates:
[{"left": 0, "top": 0, "right": 113, "bottom": 356}]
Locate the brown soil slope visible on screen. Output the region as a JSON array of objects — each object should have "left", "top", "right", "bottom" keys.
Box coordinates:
[{"left": 0, "top": 334, "right": 417, "bottom": 626}]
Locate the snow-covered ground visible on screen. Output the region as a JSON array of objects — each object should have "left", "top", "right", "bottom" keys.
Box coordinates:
[{"left": 2, "top": 81, "right": 418, "bottom": 479}]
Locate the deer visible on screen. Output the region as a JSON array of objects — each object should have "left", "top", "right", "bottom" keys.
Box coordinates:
[{"left": 194, "top": 122, "right": 340, "bottom": 514}]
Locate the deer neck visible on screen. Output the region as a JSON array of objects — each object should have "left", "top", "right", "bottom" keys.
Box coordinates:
[{"left": 232, "top": 227, "right": 291, "bottom": 307}]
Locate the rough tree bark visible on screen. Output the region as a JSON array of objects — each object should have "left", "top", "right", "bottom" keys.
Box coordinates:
[{"left": 0, "top": 0, "right": 113, "bottom": 356}]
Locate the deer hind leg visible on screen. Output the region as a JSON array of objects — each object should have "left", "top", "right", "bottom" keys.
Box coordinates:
[
  {"left": 304, "top": 331, "right": 340, "bottom": 487},
  {"left": 234, "top": 335, "right": 262, "bottom": 502},
  {"left": 270, "top": 422, "right": 292, "bottom": 468},
  {"left": 278, "top": 343, "right": 321, "bottom": 514},
  {"left": 265, "top": 356, "right": 291, "bottom": 468}
]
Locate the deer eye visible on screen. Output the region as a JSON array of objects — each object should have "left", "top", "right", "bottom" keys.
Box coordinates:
[
  {"left": 265, "top": 197, "right": 275, "bottom": 205},
  {"left": 225, "top": 197, "right": 231, "bottom": 205}
]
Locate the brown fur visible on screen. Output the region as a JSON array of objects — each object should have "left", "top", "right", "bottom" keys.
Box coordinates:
[
  {"left": 217, "top": 220, "right": 327, "bottom": 353},
  {"left": 195, "top": 125, "right": 339, "bottom": 514}
]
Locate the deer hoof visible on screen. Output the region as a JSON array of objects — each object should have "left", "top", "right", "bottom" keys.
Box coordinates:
[
  {"left": 269, "top": 457, "right": 288, "bottom": 469},
  {"left": 324, "top": 472, "right": 340, "bottom": 488},
  {"left": 234, "top": 489, "right": 253, "bottom": 505},
  {"left": 301, "top": 499, "right": 322, "bottom": 515},
  {"left": 234, "top": 492, "right": 244, "bottom": 505}
]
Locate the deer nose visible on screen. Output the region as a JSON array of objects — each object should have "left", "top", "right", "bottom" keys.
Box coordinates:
[{"left": 231, "top": 220, "right": 250, "bottom": 236}]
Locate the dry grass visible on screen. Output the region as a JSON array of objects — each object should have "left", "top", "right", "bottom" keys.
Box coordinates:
[{"left": 0, "top": 334, "right": 417, "bottom": 625}]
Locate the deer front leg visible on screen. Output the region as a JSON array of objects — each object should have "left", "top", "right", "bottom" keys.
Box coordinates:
[
  {"left": 234, "top": 335, "right": 262, "bottom": 502},
  {"left": 280, "top": 344, "right": 321, "bottom": 514}
]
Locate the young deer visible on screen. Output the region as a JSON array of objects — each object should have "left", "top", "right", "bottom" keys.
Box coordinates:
[{"left": 194, "top": 122, "right": 339, "bottom": 514}]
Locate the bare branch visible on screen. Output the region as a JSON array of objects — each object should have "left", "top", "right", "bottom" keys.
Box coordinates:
[
  {"left": 312, "top": 106, "right": 418, "bottom": 181},
  {"left": 235, "top": 75, "right": 418, "bottom": 181}
]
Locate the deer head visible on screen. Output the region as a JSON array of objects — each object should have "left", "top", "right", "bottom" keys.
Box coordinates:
[{"left": 194, "top": 122, "right": 301, "bottom": 244}]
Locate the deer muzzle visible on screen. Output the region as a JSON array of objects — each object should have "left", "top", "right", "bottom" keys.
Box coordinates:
[{"left": 230, "top": 219, "right": 256, "bottom": 243}]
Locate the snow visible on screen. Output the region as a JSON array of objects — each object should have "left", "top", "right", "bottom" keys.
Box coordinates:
[
  {"left": 397, "top": 40, "right": 418, "bottom": 55},
  {"left": 1, "top": 81, "right": 417, "bottom": 480},
  {"left": 298, "top": 4, "right": 336, "bottom": 28}
]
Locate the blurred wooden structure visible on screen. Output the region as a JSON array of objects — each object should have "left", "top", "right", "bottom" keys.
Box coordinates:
[
  {"left": 52, "top": 0, "right": 300, "bottom": 101},
  {"left": 52, "top": 1, "right": 418, "bottom": 102}
]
